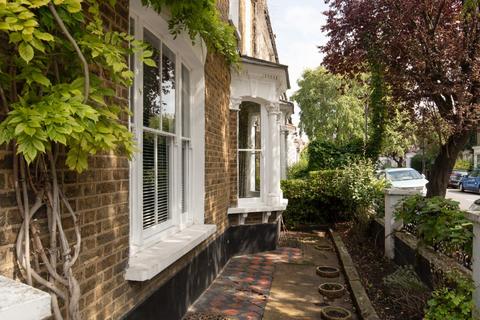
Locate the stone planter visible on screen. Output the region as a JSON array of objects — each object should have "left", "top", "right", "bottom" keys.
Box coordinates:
[
  {"left": 314, "top": 244, "right": 333, "bottom": 251},
  {"left": 318, "top": 282, "right": 346, "bottom": 299},
  {"left": 316, "top": 266, "right": 340, "bottom": 278},
  {"left": 321, "top": 306, "right": 352, "bottom": 320}
]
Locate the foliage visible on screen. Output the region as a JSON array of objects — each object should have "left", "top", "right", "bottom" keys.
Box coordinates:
[
  {"left": 0, "top": 0, "right": 149, "bottom": 172},
  {"left": 381, "top": 108, "right": 417, "bottom": 167},
  {"left": 286, "top": 152, "right": 309, "bottom": 179},
  {"left": 424, "top": 277, "right": 474, "bottom": 320},
  {"left": 365, "top": 59, "right": 387, "bottom": 160},
  {"left": 383, "top": 266, "right": 430, "bottom": 315},
  {"left": 410, "top": 149, "right": 439, "bottom": 177},
  {"left": 141, "top": 0, "right": 238, "bottom": 64},
  {"left": 383, "top": 265, "right": 428, "bottom": 292},
  {"left": 281, "top": 171, "right": 347, "bottom": 226},
  {"left": 395, "top": 195, "right": 473, "bottom": 257},
  {"left": 307, "top": 139, "right": 364, "bottom": 171},
  {"left": 292, "top": 67, "right": 368, "bottom": 144},
  {"left": 454, "top": 159, "right": 472, "bottom": 171},
  {"left": 333, "top": 159, "right": 387, "bottom": 225},
  {"left": 322, "top": 0, "right": 480, "bottom": 196},
  {"left": 281, "top": 160, "right": 386, "bottom": 227}
]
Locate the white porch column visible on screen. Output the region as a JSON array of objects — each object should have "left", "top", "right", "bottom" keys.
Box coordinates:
[
  {"left": 473, "top": 146, "right": 480, "bottom": 169},
  {"left": 467, "top": 211, "right": 480, "bottom": 319},
  {"left": 267, "top": 103, "right": 282, "bottom": 206},
  {"left": 280, "top": 128, "right": 287, "bottom": 180},
  {"left": 384, "top": 188, "right": 420, "bottom": 259}
]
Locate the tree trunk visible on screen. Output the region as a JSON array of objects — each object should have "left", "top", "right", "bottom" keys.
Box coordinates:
[{"left": 426, "top": 131, "right": 471, "bottom": 197}]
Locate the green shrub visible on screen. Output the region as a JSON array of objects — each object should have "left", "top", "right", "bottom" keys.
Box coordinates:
[
  {"left": 395, "top": 195, "right": 473, "bottom": 257},
  {"left": 281, "top": 159, "right": 386, "bottom": 227},
  {"left": 286, "top": 156, "right": 309, "bottom": 179},
  {"left": 307, "top": 139, "right": 364, "bottom": 170},
  {"left": 410, "top": 151, "right": 437, "bottom": 175},
  {"left": 454, "top": 159, "right": 472, "bottom": 171},
  {"left": 424, "top": 277, "right": 474, "bottom": 320}
]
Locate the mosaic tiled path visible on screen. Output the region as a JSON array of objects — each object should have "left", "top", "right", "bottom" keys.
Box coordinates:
[{"left": 185, "top": 248, "right": 302, "bottom": 320}]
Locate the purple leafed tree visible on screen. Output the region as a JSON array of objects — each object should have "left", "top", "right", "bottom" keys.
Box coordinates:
[{"left": 321, "top": 0, "right": 480, "bottom": 197}]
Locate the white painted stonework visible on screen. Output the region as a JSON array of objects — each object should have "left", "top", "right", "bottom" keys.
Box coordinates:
[
  {"left": 384, "top": 188, "right": 421, "bottom": 259},
  {"left": 466, "top": 211, "right": 480, "bottom": 319},
  {"left": 125, "top": 224, "right": 216, "bottom": 281},
  {"left": 230, "top": 57, "right": 289, "bottom": 214},
  {"left": 0, "top": 276, "right": 51, "bottom": 320},
  {"left": 473, "top": 146, "right": 480, "bottom": 168}
]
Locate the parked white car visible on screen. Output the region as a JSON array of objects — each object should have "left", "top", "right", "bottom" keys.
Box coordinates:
[{"left": 379, "top": 168, "right": 428, "bottom": 196}]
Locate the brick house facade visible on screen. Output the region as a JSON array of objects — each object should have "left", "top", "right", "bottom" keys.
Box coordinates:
[{"left": 0, "top": 1, "right": 292, "bottom": 319}]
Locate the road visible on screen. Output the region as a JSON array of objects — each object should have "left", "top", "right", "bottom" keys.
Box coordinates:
[{"left": 446, "top": 188, "right": 479, "bottom": 210}]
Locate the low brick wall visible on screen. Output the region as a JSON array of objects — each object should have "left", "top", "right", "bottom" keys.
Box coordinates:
[{"left": 371, "top": 218, "right": 471, "bottom": 288}]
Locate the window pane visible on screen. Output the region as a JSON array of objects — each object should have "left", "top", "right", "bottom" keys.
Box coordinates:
[
  {"left": 238, "top": 102, "right": 261, "bottom": 150},
  {"left": 143, "top": 29, "right": 162, "bottom": 130},
  {"left": 161, "top": 44, "right": 176, "bottom": 133},
  {"left": 181, "top": 65, "right": 190, "bottom": 138},
  {"left": 143, "top": 132, "right": 156, "bottom": 229},
  {"left": 157, "top": 136, "right": 170, "bottom": 224},
  {"left": 239, "top": 151, "right": 261, "bottom": 198},
  {"left": 181, "top": 140, "right": 189, "bottom": 213}
]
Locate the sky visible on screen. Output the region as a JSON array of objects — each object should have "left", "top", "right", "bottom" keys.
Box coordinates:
[{"left": 268, "top": 0, "right": 330, "bottom": 124}]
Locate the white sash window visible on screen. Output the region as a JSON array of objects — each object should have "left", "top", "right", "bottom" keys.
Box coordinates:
[{"left": 129, "top": 1, "right": 207, "bottom": 253}]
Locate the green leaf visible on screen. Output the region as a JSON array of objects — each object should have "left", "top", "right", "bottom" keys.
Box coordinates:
[
  {"left": 24, "top": 126, "right": 36, "bottom": 136},
  {"left": 9, "top": 32, "right": 22, "bottom": 43},
  {"left": 34, "top": 31, "right": 54, "bottom": 42},
  {"left": 31, "top": 138, "right": 45, "bottom": 152},
  {"left": 18, "top": 42, "right": 34, "bottom": 63},
  {"left": 29, "top": 37, "right": 45, "bottom": 52},
  {"left": 31, "top": 72, "right": 51, "bottom": 87},
  {"left": 143, "top": 58, "right": 156, "bottom": 67}
]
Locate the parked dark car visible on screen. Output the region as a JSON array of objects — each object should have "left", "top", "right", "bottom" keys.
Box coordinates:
[
  {"left": 449, "top": 170, "right": 468, "bottom": 189},
  {"left": 459, "top": 170, "right": 480, "bottom": 193}
]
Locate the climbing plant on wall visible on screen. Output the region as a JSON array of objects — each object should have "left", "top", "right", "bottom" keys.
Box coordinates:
[
  {"left": 0, "top": 0, "right": 238, "bottom": 319},
  {"left": 142, "top": 0, "right": 239, "bottom": 64}
]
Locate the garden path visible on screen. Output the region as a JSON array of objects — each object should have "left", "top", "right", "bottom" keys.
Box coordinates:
[{"left": 185, "top": 231, "right": 359, "bottom": 320}]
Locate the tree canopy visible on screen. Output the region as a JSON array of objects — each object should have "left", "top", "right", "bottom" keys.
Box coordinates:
[
  {"left": 322, "top": 0, "right": 480, "bottom": 197},
  {"left": 292, "top": 67, "right": 368, "bottom": 145},
  {"left": 381, "top": 108, "right": 417, "bottom": 167}
]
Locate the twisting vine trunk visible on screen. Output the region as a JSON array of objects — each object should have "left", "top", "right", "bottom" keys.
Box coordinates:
[{"left": 14, "top": 148, "right": 81, "bottom": 320}]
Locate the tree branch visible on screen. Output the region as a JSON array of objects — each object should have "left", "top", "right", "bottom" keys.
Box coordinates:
[{"left": 48, "top": 3, "right": 89, "bottom": 104}]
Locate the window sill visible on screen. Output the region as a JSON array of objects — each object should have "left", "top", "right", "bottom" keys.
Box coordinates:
[
  {"left": 125, "top": 224, "right": 216, "bottom": 281},
  {"left": 0, "top": 275, "right": 51, "bottom": 320},
  {"left": 227, "top": 199, "right": 288, "bottom": 214}
]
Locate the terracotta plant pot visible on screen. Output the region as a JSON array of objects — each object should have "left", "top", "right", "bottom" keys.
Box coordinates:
[
  {"left": 321, "top": 306, "right": 352, "bottom": 320},
  {"left": 318, "top": 282, "right": 346, "bottom": 299},
  {"left": 314, "top": 244, "right": 333, "bottom": 251},
  {"left": 316, "top": 266, "right": 340, "bottom": 278}
]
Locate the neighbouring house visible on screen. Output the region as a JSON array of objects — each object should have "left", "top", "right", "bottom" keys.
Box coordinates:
[{"left": 0, "top": 1, "right": 293, "bottom": 319}]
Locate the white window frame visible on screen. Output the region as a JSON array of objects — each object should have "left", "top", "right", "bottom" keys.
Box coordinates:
[
  {"left": 229, "top": 0, "right": 240, "bottom": 32},
  {"left": 237, "top": 102, "right": 267, "bottom": 207},
  {"left": 129, "top": 0, "right": 207, "bottom": 255}
]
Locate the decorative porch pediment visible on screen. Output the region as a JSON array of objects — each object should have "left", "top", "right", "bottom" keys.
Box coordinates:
[{"left": 230, "top": 56, "right": 290, "bottom": 109}]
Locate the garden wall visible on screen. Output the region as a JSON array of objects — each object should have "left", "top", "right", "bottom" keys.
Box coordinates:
[{"left": 371, "top": 218, "right": 471, "bottom": 288}]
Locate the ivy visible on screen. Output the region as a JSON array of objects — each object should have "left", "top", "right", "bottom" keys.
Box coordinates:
[{"left": 141, "top": 0, "right": 239, "bottom": 64}]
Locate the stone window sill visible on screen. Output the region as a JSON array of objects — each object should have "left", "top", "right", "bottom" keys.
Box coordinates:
[
  {"left": 125, "top": 224, "right": 217, "bottom": 281},
  {"left": 0, "top": 276, "right": 51, "bottom": 320},
  {"left": 227, "top": 200, "right": 288, "bottom": 215}
]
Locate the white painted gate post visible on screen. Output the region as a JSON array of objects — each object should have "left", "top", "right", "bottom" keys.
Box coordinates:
[
  {"left": 466, "top": 211, "right": 480, "bottom": 318},
  {"left": 384, "top": 188, "right": 420, "bottom": 260}
]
